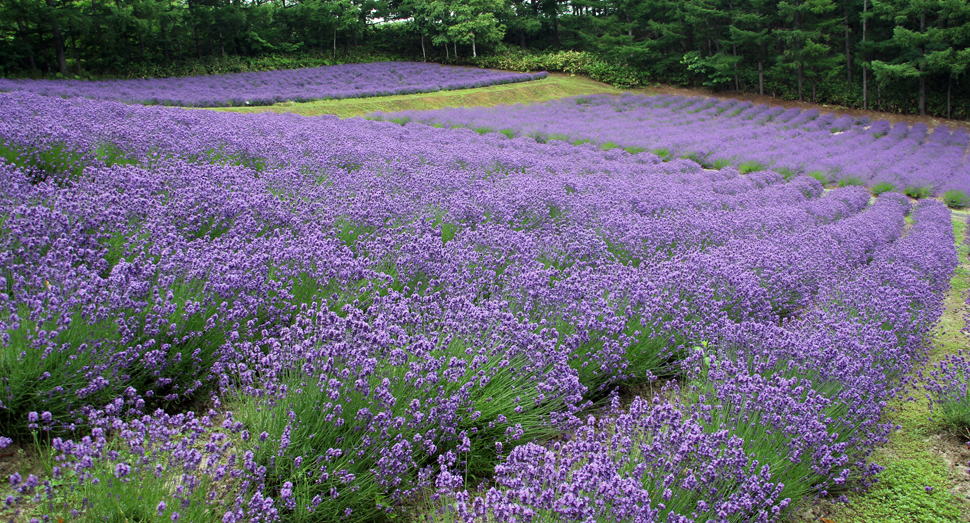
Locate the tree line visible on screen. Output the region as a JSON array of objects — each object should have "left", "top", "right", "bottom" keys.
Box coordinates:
[{"left": 2, "top": 0, "right": 969, "bottom": 118}]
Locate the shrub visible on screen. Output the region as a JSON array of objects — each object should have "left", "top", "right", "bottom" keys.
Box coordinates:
[
  {"left": 942, "top": 190, "right": 969, "bottom": 209},
  {"left": 924, "top": 353, "right": 970, "bottom": 437},
  {"left": 807, "top": 170, "right": 830, "bottom": 184},
  {"left": 871, "top": 181, "right": 896, "bottom": 195},
  {"left": 904, "top": 185, "right": 934, "bottom": 199},
  {"left": 838, "top": 176, "right": 865, "bottom": 187},
  {"left": 473, "top": 50, "right": 647, "bottom": 88},
  {"left": 5, "top": 410, "right": 242, "bottom": 523},
  {"left": 651, "top": 147, "right": 672, "bottom": 160},
  {"left": 738, "top": 160, "right": 766, "bottom": 174}
]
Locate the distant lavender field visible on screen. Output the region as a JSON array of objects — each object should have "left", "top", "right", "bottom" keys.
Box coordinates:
[
  {"left": 376, "top": 94, "right": 970, "bottom": 196},
  {"left": 0, "top": 62, "right": 547, "bottom": 107}
]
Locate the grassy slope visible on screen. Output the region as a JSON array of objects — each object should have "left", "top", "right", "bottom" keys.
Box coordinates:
[
  {"left": 211, "top": 73, "right": 621, "bottom": 118},
  {"left": 804, "top": 213, "right": 969, "bottom": 523}
]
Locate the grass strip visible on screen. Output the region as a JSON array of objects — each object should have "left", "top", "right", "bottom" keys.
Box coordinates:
[{"left": 210, "top": 73, "right": 621, "bottom": 118}]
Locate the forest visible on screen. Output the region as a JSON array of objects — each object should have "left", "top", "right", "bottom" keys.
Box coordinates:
[{"left": 1, "top": 1, "right": 969, "bottom": 124}]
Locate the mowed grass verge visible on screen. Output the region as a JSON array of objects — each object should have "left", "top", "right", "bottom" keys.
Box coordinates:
[{"left": 211, "top": 72, "right": 621, "bottom": 118}]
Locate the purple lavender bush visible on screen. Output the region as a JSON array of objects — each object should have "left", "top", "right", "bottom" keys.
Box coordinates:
[
  {"left": 0, "top": 90, "right": 960, "bottom": 522},
  {"left": 0, "top": 62, "right": 548, "bottom": 107},
  {"left": 924, "top": 353, "right": 970, "bottom": 437},
  {"left": 436, "top": 198, "right": 957, "bottom": 523},
  {"left": 923, "top": 216, "right": 970, "bottom": 437},
  {"left": 375, "top": 94, "right": 970, "bottom": 198},
  {"left": 446, "top": 393, "right": 791, "bottom": 523}
]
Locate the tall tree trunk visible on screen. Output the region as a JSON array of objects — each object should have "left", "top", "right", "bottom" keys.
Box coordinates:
[
  {"left": 219, "top": 28, "right": 226, "bottom": 56},
  {"left": 70, "top": 30, "right": 81, "bottom": 73},
  {"left": 37, "top": 23, "right": 48, "bottom": 73},
  {"left": 454, "top": 41, "right": 457, "bottom": 58},
  {"left": 45, "top": 0, "right": 69, "bottom": 76},
  {"left": 471, "top": 34, "right": 476, "bottom": 58},
  {"left": 794, "top": 10, "right": 802, "bottom": 101},
  {"left": 333, "top": 24, "right": 337, "bottom": 59},
  {"left": 16, "top": 20, "right": 38, "bottom": 73},
  {"left": 552, "top": 12, "right": 560, "bottom": 50},
  {"left": 194, "top": 25, "right": 202, "bottom": 59},
  {"left": 918, "top": 72, "right": 926, "bottom": 116},
  {"left": 732, "top": 44, "right": 739, "bottom": 91},
  {"left": 519, "top": 28, "right": 526, "bottom": 49},
  {"left": 92, "top": 0, "right": 103, "bottom": 46},
  {"left": 918, "top": 12, "right": 926, "bottom": 116},
  {"left": 812, "top": 79, "right": 816, "bottom": 103},
  {"left": 758, "top": 59, "right": 764, "bottom": 95},
  {"left": 947, "top": 76, "right": 952, "bottom": 119},
  {"left": 445, "top": 41, "right": 449, "bottom": 60},
  {"left": 161, "top": 19, "right": 171, "bottom": 61},
  {"left": 140, "top": 33, "right": 147, "bottom": 56},
  {"left": 862, "top": 0, "right": 867, "bottom": 110},
  {"left": 844, "top": 9, "right": 852, "bottom": 83},
  {"left": 420, "top": 33, "right": 426, "bottom": 61}
]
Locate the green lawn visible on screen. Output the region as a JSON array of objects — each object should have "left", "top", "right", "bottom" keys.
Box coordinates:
[{"left": 210, "top": 72, "right": 622, "bottom": 118}]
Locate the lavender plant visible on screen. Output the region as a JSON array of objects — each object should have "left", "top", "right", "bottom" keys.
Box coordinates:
[
  {"left": 0, "top": 90, "right": 960, "bottom": 522},
  {"left": 375, "top": 94, "right": 970, "bottom": 198},
  {"left": 0, "top": 62, "right": 548, "bottom": 107},
  {"left": 924, "top": 353, "right": 970, "bottom": 438}
]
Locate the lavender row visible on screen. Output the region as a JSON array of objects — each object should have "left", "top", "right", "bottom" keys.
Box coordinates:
[
  {"left": 444, "top": 199, "right": 958, "bottom": 523},
  {"left": 922, "top": 214, "right": 970, "bottom": 438},
  {"left": 375, "top": 94, "right": 970, "bottom": 196},
  {"left": 0, "top": 97, "right": 880, "bottom": 414},
  {"left": 0, "top": 92, "right": 958, "bottom": 522},
  {"left": 0, "top": 92, "right": 834, "bottom": 229},
  {"left": 0, "top": 62, "right": 548, "bottom": 107}
]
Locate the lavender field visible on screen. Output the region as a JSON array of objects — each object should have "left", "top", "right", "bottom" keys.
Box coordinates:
[
  {"left": 0, "top": 62, "right": 547, "bottom": 107},
  {"left": 0, "top": 89, "right": 964, "bottom": 522},
  {"left": 375, "top": 94, "right": 970, "bottom": 198}
]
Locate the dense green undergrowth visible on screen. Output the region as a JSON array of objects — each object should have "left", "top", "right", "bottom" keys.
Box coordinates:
[
  {"left": 4, "top": 50, "right": 411, "bottom": 82},
  {"left": 470, "top": 50, "right": 648, "bottom": 89}
]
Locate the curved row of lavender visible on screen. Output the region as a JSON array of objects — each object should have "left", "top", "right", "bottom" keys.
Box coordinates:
[
  {"left": 374, "top": 94, "right": 970, "bottom": 196},
  {"left": 923, "top": 216, "right": 970, "bottom": 439},
  {"left": 0, "top": 62, "right": 548, "bottom": 107},
  {"left": 0, "top": 91, "right": 958, "bottom": 522}
]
